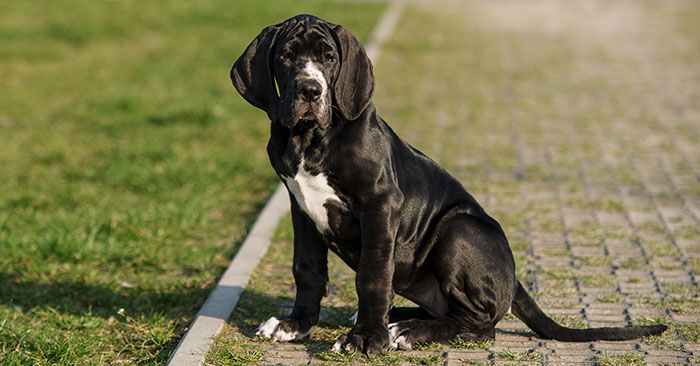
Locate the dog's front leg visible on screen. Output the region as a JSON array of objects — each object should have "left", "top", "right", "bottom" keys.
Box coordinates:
[
  {"left": 335, "top": 197, "right": 399, "bottom": 356},
  {"left": 256, "top": 198, "right": 328, "bottom": 341}
]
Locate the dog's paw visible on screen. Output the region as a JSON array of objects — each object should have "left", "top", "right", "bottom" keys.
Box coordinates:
[
  {"left": 255, "top": 317, "right": 310, "bottom": 342},
  {"left": 388, "top": 322, "right": 413, "bottom": 350},
  {"left": 332, "top": 324, "right": 389, "bottom": 356},
  {"left": 331, "top": 334, "right": 347, "bottom": 352}
]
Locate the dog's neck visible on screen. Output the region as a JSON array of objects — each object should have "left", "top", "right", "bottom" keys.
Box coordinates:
[
  {"left": 271, "top": 116, "right": 332, "bottom": 175},
  {"left": 288, "top": 123, "right": 323, "bottom": 159},
  {"left": 270, "top": 104, "right": 377, "bottom": 176}
]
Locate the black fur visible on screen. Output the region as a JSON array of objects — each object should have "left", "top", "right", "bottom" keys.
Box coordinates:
[{"left": 231, "top": 14, "right": 667, "bottom": 355}]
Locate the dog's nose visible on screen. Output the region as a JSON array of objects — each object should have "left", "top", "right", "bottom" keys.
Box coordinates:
[{"left": 298, "top": 81, "right": 322, "bottom": 101}]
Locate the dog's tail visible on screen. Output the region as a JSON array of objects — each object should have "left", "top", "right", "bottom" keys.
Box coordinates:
[{"left": 511, "top": 281, "right": 666, "bottom": 342}]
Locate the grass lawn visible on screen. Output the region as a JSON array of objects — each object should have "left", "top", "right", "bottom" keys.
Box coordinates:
[{"left": 0, "top": 1, "right": 384, "bottom": 364}]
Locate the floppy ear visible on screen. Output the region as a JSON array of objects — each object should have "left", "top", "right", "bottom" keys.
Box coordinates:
[
  {"left": 231, "top": 25, "right": 283, "bottom": 120},
  {"left": 331, "top": 25, "right": 375, "bottom": 121}
]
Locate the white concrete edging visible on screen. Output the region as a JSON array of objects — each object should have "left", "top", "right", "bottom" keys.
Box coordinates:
[{"left": 166, "top": 1, "right": 404, "bottom": 364}]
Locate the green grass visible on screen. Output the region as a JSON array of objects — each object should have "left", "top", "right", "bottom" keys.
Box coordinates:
[
  {"left": 460, "top": 361, "right": 489, "bottom": 366},
  {"left": 0, "top": 1, "right": 385, "bottom": 364},
  {"left": 206, "top": 330, "right": 265, "bottom": 366},
  {"left": 495, "top": 349, "right": 542, "bottom": 362},
  {"left": 579, "top": 255, "right": 613, "bottom": 267},
  {"left": 597, "top": 292, "right": 625, "bottom": 303},
  {"left": 597, "top": 352, "right": 646, "bottom": 366},
  {"left": 548, "top": 314, "right": 588, "bottom": 329},
  {"left": 677, "top": 323, "right": 700, "bottom": 342},
  {"left": 413, "top": 342, "right": 443, "bottom": 351},
  {"left": 450, "top": 337, "right": 493, "bottom": 350},
  {"left": 403, "top": 353, "right": 445, "bottom": 366}
]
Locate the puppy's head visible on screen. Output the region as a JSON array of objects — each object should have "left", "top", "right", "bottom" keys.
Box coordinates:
[{"left": 231, "top": 15, "right": 375, "bottom": 129}]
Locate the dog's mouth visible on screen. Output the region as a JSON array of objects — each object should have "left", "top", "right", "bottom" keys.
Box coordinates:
[
  {"left": 300, "top": 108, "right": 317, "bottom": 120},
  {"left": 296, "top": 117, "right": 317, "bottom": 129},
  {"left": 282, "top": 103, "right": 329, "bottom": 129}
]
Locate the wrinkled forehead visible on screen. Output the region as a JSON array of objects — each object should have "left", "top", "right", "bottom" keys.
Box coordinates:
[{"left": 277, "top": 16, "right": 337, "bottom": 54}]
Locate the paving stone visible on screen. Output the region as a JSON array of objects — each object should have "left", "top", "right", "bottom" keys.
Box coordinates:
[
  {"left": 615, "top": 270, "right": 654, "bottom": 280},
  {"left": 586, "top": 303, "right": 627, "bottom": 314},
  {"left": 645, "top": 349, "right": 688, "bottom": 358},
  {"left": 671, "top": 313, "right": 700, "bottom": 322},
  {"left": 547, "top": 351, "right": 597, "bottom": 362},
  {"left": 488, "top": 346, "right": 539, "bottom": 354},
  {"left": 542, "top": 342, "right": 593, "bottom": 352},
  {"left": 266, "top": 357, "right": 311, "bottom": 366},
  {"left": 619, "top": 284, "right": 657, "bottom": 294},
  {"left": 493, "top": 361, "right": 540, "bottom": 366},
  {"left": 580, "top": 287, "right": 617, "bottom": 295},
  {"left": 592, "top": 341, "right": 639, "bottom": 351},
  {"left": 644, "top": 356, "right": 689, "bottom": 365},
  {"left": 589, "top": 321, "right": 629, "bottom": 328},
  {"left": 542, "top": 308, "right": 583, "bottom": 315},
  {"left": 446, "top": 350, "right": 490, "bottom": 360},
  {"left": 627, "top": 308, "right": 668, "bottom": 318},
  {"left": 587, "top": 313, "right": 627, "bottom": 322},
  {"left": 654, "top": 269, "right": 693, "bottom": 282}
]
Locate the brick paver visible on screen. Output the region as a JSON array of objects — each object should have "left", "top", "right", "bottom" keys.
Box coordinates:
[{"left": 212, "top": 1, "right": 700, "bottom": 365}]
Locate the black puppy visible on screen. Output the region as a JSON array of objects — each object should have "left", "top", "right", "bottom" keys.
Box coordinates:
[{"left": 231, "top": 15, "right": 666, "bottom": 356}]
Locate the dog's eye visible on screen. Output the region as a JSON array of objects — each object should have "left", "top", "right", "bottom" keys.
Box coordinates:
[{"left": 324, "top": 52, "right": 336, "bottom": 64}]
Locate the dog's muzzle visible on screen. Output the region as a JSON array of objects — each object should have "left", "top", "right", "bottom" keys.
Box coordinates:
[{"left": 281, "top": 63, "right": 331, "bottom": 129}]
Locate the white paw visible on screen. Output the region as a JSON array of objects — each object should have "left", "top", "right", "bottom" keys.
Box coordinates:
[
  {"left": 255, "top": 317, "right": 281, "bottom": 339},
  {"left": 331, "top": 338, "right": 343, "bottom": 352},
  {"left": 388, "top": 322, "right": 412, "bottom": 350},
  {"left": 388, "top": 322, "right": 399, "bottom": 349},
  {"left": 394, "top": 335, "right": 412, "bottom": 350},
  {"left": 255, "top": 317, "right": 308, "bottom": 342}
]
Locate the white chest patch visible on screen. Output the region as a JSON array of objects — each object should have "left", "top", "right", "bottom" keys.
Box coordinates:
[{"left": 283, "top": 159, "right": 342, "bottom": 234}]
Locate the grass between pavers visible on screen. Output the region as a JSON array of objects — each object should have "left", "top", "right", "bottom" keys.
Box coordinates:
[
  {"left": 596, "top": 352, "right": 646, "bottom": 366},
  {"left": 0, "top": 1, "right": 385, "bottom": 364},
  {"left": 210, "top": 1, "right": 700, "bottom": 365}
]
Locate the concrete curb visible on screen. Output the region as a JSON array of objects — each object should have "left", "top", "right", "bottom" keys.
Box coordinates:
[
  {"left": 166, "top": 1, "right": 404, "bottom": 364},
  {"left": 365, "top": 0, "right": 404, "bottom": 62}
]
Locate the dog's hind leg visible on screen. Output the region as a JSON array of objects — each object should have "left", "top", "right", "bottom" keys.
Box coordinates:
[
  {"left": 388, "top": 310, "right": 495, "bottom": 349},
  {"left": 389, "top": 213, "right": 516, "bottom": 349},
  {"left": 346, "top": 306, "right": 432, "bottom": 327}
]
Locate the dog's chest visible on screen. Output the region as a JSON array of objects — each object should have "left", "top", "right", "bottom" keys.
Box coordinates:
[{"left": 282, "top": 159, "right": 343, "bottom": 234}]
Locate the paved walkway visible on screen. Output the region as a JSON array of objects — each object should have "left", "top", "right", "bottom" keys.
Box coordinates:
[{"left": 214, "top": 1, "right": 700, "bottom": 365}]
